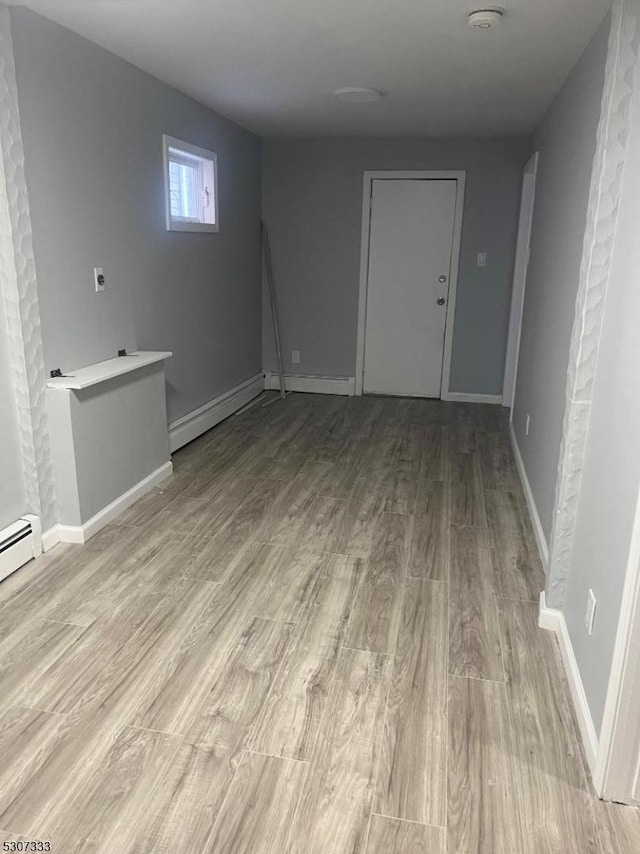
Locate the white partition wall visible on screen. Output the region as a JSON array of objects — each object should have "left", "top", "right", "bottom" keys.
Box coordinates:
[{"left": 46, "top": 354, "right": 173, "bottom": 542}]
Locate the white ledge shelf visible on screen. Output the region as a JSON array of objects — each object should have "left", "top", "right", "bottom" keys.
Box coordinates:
[{"left": 46, "top": 351, "right": 173, "bottom": 390}]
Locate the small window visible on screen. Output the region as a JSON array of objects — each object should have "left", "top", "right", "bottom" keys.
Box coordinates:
[{"left": 163, "top": 135, "right": 218, "bottom": 232}]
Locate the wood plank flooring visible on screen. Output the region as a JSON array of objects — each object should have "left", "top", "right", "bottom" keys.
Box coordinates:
[{"left": 0, "top": 392, "right": 637, "bottom": 852}]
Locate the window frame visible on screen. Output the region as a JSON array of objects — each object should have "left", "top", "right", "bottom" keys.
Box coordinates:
[{"left": 162, "top": 134, "right": 219, "bottom": 233}]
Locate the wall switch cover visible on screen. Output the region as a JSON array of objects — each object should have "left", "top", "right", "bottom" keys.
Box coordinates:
[
  {"left": 477, "top": 252, "right": 487, "bottom": 267},
  {"left": 291, "top": 350, "right": 300, "bottom": 364},
  {"left": 94, "top": 267, "right": 105, "bottom": 293}
]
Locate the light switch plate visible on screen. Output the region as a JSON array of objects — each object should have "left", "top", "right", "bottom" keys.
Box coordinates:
[
  {"left": 291, "top": 350, "right": 300, "bottom": 364},
  {"left": 477, "top": 252, "right": 487, "bottom": 268}
]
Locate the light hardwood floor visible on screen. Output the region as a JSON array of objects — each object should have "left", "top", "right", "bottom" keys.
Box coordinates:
[{"left": 0, "top": 393, "right": 638, "bottom": 853}]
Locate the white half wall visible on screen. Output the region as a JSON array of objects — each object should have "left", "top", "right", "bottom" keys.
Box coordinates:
[{"left": 47, "top": 363, "right": 171, "bottom": 530}]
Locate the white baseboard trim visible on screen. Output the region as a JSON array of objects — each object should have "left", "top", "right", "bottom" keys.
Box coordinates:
[
  {"left": 57, "top": 461, "right": 173, "bottom": 545},
  {"left": 444, "top": 392, "right": 503, "bottom": 404},
  {"left": 21, "top": 513, "right": 42, "bottom": 557},
  {"left": 265, "top": 371, "right": 355, "bottom": 397},
  {"left": 41, "top": 525, "right": 61, "bottom": 553},
  {"left": 169, "top": 372, "right": 264, "bottom": 453},
  {"left": 538, "top": 592, "right": 599, "bottom": 774},
  {"left": 509, "top": 421, "right": 549, "bottom": 568},
  {"left": 537, "top": 591, "right": 560, "bottom": 630}
]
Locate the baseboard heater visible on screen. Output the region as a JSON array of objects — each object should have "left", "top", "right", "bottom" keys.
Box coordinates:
[{"left": 0, "top": 516, "right": 42, "bottom": 584}]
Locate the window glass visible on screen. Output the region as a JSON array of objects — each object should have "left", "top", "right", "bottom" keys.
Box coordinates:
[{"left": 163, "top": 135, "right": 218, "bottom": 233}]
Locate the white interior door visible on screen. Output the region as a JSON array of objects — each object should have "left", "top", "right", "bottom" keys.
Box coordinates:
[{"left": 363, "top": 179, "right": 457, "bottom": 397}]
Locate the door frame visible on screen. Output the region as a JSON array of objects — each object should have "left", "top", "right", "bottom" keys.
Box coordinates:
[
  {"left": 355, "top": 170, "right": 466, "bottom": 398},
  {"left": 594, "top": 482, "right": 640, "bottom": 803},
  {"left": 503, "top": 151, "right": 539, "bottom": 410}
]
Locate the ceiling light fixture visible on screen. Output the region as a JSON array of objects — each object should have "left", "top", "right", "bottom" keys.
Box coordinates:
[
  {"left": 334, "top": 87, "right": 384, "bottom": 104},
  {"left": 468, "top": 8, "right": 504, "bottom": 29}
]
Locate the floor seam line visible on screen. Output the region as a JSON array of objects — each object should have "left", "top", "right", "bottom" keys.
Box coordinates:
[{"left": 370, "top": 811, "right": 447, "bottom": 829}]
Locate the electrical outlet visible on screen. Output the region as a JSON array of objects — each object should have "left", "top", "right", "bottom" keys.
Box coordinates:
[
  {"left": 477, "top": 252, "right": 487, "bottom": 268},
  {"left": 291, "top": 350, "right": 300, "bottom": 364},
  {"left": 94, "top": 267, "right": 105, "bottom": 293},
  {"left": 585, "top": 589, "right": 597, "bottom": 635},
  {"left": 525, "top": 413, "right": 530, "bottom": 436}
]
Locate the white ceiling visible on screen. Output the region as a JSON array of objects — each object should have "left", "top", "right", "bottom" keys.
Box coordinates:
[{"left": 13, "top": 0, "right": 611, "bottom": 137}]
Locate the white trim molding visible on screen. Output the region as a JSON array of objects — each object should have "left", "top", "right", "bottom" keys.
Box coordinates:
[
  {"left": 355, "top": 170, "right": 466, "bottom": 399},
  {"left": 22, "top": 513, "right": 42, "bottom": 558},
  {"left": 41, "top": 525, "right": 61, "bottom": 553},
  {"left": 546, "top": 1, "right": 640, "bottom": 609},
  {"left": 595, "top": 485, "right": 640, "bottom": 801},
  {"left": 445, "top": 392, "right": 502, "bottom": 405},
  {"left": 502, "top": 151, "right": 539, "bottom": 408},
  {"left": 510, "top": 421, "right": 549, "bottom": 569},
  {"left": 538, "top": 592, "right": 599, "bottom": 774},
  {"left": 56, "top": 461, "right": 173, "bottom": 544},
  {"left": 265, "top": 371, "right": 355, "bottom": 397},
  {"left": 169, "top": 373, "right": 264, "bottom": 453}
]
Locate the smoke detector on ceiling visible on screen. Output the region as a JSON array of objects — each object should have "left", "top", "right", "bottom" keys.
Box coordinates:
[{"left": 468, "top": 8, "right": 504, "bottom": 29}]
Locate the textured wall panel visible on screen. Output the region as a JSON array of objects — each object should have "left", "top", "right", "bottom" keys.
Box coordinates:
[
  {"left": 547, "top": 0, "right": 640, "bottom": 608},
  {"left": 0, "top": 8, "right": 56, "bottom": 530}
]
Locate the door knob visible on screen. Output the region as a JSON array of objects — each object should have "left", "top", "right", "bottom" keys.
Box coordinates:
[
  {"left": 438, "top": 274, "right": 448, "bottom": 283},
  {"left": 437, "top": 297, "right": 446, "bottom": 306}
]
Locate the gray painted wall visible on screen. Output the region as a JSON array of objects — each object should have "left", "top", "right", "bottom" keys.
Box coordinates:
[
  {"left": 0, "top": 296, "right": 26, "bottom": 530},
  {"left": 10, "top": 7, "right": 262, "bottom": 424},
  {"left": 262, "top": 137, "right": 529, "bottom": 394},
  {"left": 512, "top": 15, "right": 610, "bottom": 543},
  {"left": 563, "top": 74, "right": 640, "bottom": 735}
]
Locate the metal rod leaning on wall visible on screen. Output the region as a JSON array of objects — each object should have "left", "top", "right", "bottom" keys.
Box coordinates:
[{"left": 261, "top": 222, "right": 287, "bottom": 400}]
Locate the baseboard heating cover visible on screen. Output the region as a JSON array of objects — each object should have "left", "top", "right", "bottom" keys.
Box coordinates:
[{"left": 0, "top": 514, "right": 42, "bottom": 584}]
